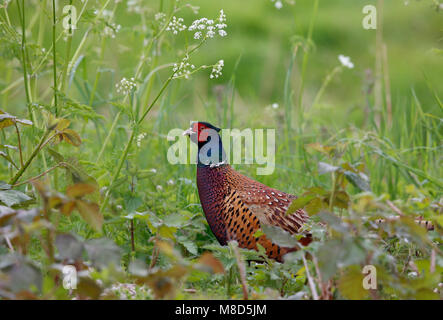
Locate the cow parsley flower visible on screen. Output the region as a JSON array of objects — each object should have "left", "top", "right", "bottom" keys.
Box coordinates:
[
  {"left": 127, "top": 0, "right": 142, "bottom": 13},
  {"left": 188, "top": 9, "right": 227, "bottom": 39},
  {"left": 155, "top": 12, "right": 166, "bottom": 24},
  {"left": 172, "top": 55, "right": 195, "bottom": 79},
  {"left": 210, "top": 60, "right": 224, "bottom": 79},
  {"left": 166, "top": 16, "right": 187, "bottom": 34},
  {"left": 136, "top": 132, "right": 147, "bottom": 147},
  {"left": 338, "top": 55, "right": 354, "bottom": 69},
  {"left": 116, "top": 77, "right": 137, "bottom": 94},
  {"left": 104, "top": 23, "right": 121, "bottom": 38}
]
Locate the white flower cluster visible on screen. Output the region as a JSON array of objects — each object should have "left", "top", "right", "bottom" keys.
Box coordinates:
[
  {"left": 127, "top": 0, "right": 142, "bottom": 13},
  {"left": 172, "top": 55, "right": 195, "bottom": 79},
  {"left": 210, "top": 60, "right": 224, "bottom": 79},
  {"left": 116, "top": 77, "right": 137, "bottom": 95},
  {"left": 104, "top": 23, "right": 122, "bottom": 38},
  {"left": 136, "top": 132, "right": 147, "bottom": 147},
  {"left": 271, "top": 0, "right": 283, "bottom": 9},
  {"left": 338, "top": 54, "right": 354, "bottom": 69},
  {"left": 166, "top": 16, "right": 187, "bottom": 34},
  {"left": 188, "top": 9, "right": 227, "bottom": 39},
  {"left": 155, "top": 12, "right": 166, "bottom": 23}
]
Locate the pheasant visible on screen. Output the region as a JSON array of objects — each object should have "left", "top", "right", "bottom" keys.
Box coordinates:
[{"left": 183, "top": 121, "right": 311, "bottom": 262}]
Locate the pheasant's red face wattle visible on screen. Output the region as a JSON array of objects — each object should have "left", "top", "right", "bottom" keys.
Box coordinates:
[{"left": 192, "top": 122, "right": 210, "bottom": 143}]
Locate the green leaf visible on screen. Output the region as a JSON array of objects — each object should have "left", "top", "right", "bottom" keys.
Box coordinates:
[
  {"left": 55, "top": 233, "right": 84, "bottom": 260},
  {"left": 178, "top": 238, "right": 198, "bottom": 255},
  {"left": 85, "top": 238, "right": 121, "bottom": 269},
  {"left": 338, "top": 266, "right": 369, "bottom": 300},
  {"left": 0, "top": 189, "right": 32, "bottom": 207},
  {"left": 124, "top": 195, "right": 142, "bottom": 213},
  {"left": 305, "top": 197, "right": 327, "bottom": 216},
  {"left": 318, "top": 162, "right": 340, "bottom": 175},
  {"left": 66, "top": 183, "right": 96, "bottom": 198},
  {"left": 0, "top": 111, "right": 15, "bottom": 129},
  {"left": 163, "top": 212, "right": 189, "bottom": 228},
  {"left": 77, "top": 277, "right": 102, "bottom": 299},
  {"left": 317, "top": 211, "right": 349, "bottom": 233},
  {"left": 286, "top": 194, "right": 316, "bottom": 215},
  {"left": 15, "top": 118, "right": 33, "bottom": 126},
  {"left": 344, "top": 171, "right": 371, "bottom": 192},
  {"left": 0, "top": 254, "right": 42, "bottom": 293},
  {"left": 75, "top": 200, "right": 103, "bottom": 232},
  {"left": 61, "top": 129, "right": 82, "bottom": 146},
  {"left": 0, "top": 181, "right": 11, "bottom": 190},
  {"left": 261, "top": 224, "right": 298, "bottom": 248}
]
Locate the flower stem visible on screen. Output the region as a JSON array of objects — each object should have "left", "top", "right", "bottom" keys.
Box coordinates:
[
  {"left": 311, "top": 66, "right": 341, "bottom": 108},
  {"left": 14, "top": 123, "right": 24, "bottom": 167},
  {"left": 52, "top": 0, "right": 58, "bottom": 115},
  {"left": 100, "top": 76, "right": 173, "bottom": 213},
  {"left": 17, "top": 0, "right": 33, "bottom": 122},
  {"left": 9, "top": 130, "right": 50, "bottom": 185}
]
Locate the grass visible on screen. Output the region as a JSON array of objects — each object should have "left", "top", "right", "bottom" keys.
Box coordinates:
[{"left": 0, "top": 0, "right": 441, "bottom": 300}]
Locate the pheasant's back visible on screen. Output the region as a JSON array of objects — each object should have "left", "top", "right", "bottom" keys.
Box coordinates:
[{"left": 197, "top": 165, "right": 310, "bottom": 261}]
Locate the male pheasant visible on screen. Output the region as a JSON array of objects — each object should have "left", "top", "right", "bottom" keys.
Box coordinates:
[{"left": 183, "top": 121, "right": 311, "bottom": 262}]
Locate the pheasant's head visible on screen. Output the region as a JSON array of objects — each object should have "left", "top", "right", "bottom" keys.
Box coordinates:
[
  {"left": 183, "top": 121, "right": 221, "bottom": 145},
  {"left": 183, "top": 121, "right": 226, "bottom": 166}
]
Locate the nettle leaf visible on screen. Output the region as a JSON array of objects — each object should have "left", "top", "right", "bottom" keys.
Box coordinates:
[
  {"left": 85, "top": 238, "right": 122, "bottom": 269},
  {"left": 77, "top": 277, "right": 102, "bottom": 299},
  {"left": 0, "top": 189, "right": 32, "bottom": 207},
  {"left": 305, "top": 197, "right": 327, "bottom": 216},
  {"left": 55, "top": 118, "right": 70, "bottom": 131},
  {"left": 0, "top": 111, "right": 15, "bottom": 129},
  {"left": 0, "top": 181, "right": 11, "bottom": 190},
  {"left": 158, "top": 225, "right": 177, "bottom": 239},
  {"left": 331, "top": 191, "right": 350, "bottom": 209},
  {"left": 338, "top": 266, "right": 368, "bottom": 300},
  {"left": 262, "top": 224, "right": 298, "bottom": 248},
  {"left": 177, "top": 236, "right": 198, "bottom": 255},
  {"left": 286, "top": 194, "right": 316, "bottom": 215},
  {"left": 317, "top": 211, "right": 349, "bottom": 233},
  {"left": 8, "top": 260, "right": 42, "bottom": 294},
  {"left": 344, "top": 171, "right": 371, "bottom": 192},
  {"left": 75, "top": 200, "right": 103, "bottom": 232},
  {"left": 0, "top": 110, "right": 33, "bottom": 129},
  {"left": 66, "top": 183, "right": 96, "bottom": 198},
  {"left": 318, "top": 162, "right": 340, "bottom": 175},
  {"left": 181, "top": 240, "right": 198, "bottom": 255},
  {"left": 163, "top": 212, "right": 189, "bottom": 228},
  {"left": 124, "top": 194, "right": 142, "bottom": 213},
  {"left": 55, "top": 233, "right": 84, "bottom": 261},
  {"left": 61, "top": 129, "right": 81, "bottom": 146}
]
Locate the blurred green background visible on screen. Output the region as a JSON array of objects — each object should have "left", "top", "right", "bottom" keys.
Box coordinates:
[
  {"left": 1, "top": 0, "right": 442, "bottom": 195},
  {"left": 3, "top": 0, "right": 442, "bottom": 128}
]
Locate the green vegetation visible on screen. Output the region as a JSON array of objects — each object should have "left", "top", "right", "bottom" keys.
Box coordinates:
[{"left": 0, "top": 0, "right": 441, "bottom": 300}]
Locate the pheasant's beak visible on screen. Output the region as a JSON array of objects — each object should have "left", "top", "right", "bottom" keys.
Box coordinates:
[{"left": 183, "top": 128, "right": 195, "bottom": 137}]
